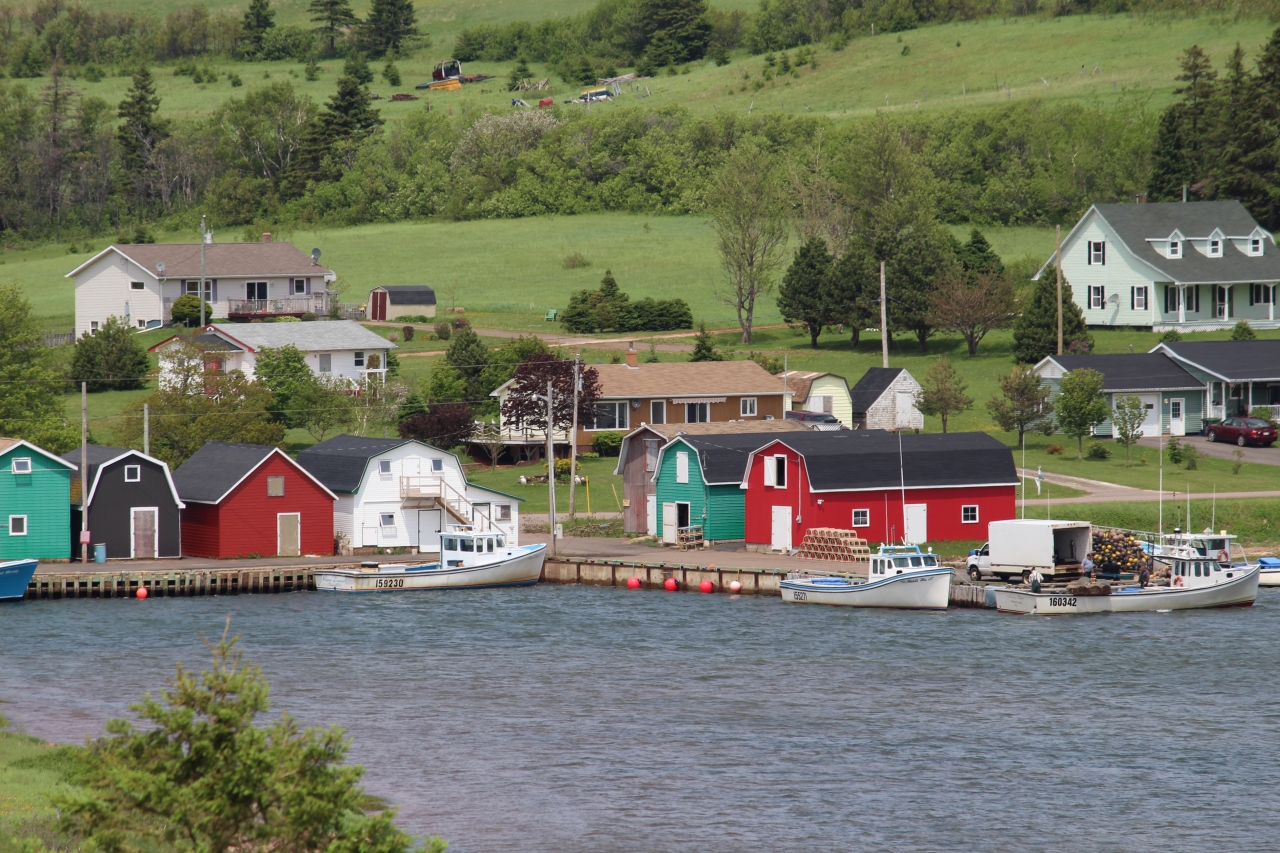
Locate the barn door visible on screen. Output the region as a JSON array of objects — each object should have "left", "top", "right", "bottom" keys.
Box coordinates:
[
  {"left": 904, "top": 504, "right": 927, "bottom": 545},
  {"left": 278, "top": 513, "right": 301, "bottom": 557},
  {"left": 662, "top": 502, "right": 677, "bottom": 544},
  {"left": 896, "top": 391, "right": 914, "bottom": 429},
  {"left": 417, "top": 509, "right": 442, "bottom": 554},
  {"left": 771, "top": 506, "right": 792, "bottom": 552},
  {"left": 131, "top": 508, "right": 157, "bottom": 559},
  {"left": 646, "top": 494, "right": 657, "bottom": 537},
  {"left": 372, "top": 291, "right": 388, "bottom": 321}
]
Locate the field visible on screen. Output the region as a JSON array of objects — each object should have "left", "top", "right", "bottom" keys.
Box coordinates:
[
  {"left": 0, "top": 725, "right": 82, "bottom": 849},
  {"left": 42, "top": 13, "right": 1273, "bottom": 122}
]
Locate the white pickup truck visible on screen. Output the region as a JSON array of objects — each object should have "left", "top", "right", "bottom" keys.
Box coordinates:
[{"left": 966, "top": 519, "right": 1091, "bottom": 582}]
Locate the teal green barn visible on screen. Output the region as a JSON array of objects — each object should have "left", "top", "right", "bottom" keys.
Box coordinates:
[
  {"left": 1, "top": 439, "right": 76, "bottom": 560},
  {"left": 653, "top": 434, "right": 777, "bottom": 544}
]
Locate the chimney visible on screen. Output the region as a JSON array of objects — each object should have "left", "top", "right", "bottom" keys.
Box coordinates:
[
  {"left": 624, "top": 348, "right": 638, "bottom": 368},
  {"left": 261, "top": 232, "right": 272, "bottom": 243}
]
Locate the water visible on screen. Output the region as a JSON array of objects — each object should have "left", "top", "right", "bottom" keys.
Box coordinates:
[{"left": 4, "top": 586, "right": 1280, "bottom": 852}]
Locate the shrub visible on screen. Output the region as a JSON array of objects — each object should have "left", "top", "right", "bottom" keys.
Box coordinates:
[
  {"left": 170, "top": 294, "right": 212, "bottom": 327},
  {"left": 434, "top": 321, "right": 452, "bottom": 341},
  {"left": 1159, "top": 329, "right": 1183, "bottom": 343},
  {"left": 382, "top": 61, "right": 401, "bottom": 86},
  {"left": 1232, "top": 448, "right": 1245, "bottom": 474},
  {"left": 1045, "top": 444, "right": 1065, "bottom": 455},
  {"left": 1086, "top": 440, "right": 1112, "bottom": 460},
  {"left": 547, "top": 457, "right": 573, "bottom": 480},
  {"left": 82, "top": 64, "right": 105, "bottom": 82},
  {"left": 402, "top": 325, "right": 415, "bottom": 342},
  {"left": 300, "top": 312, "right": 319, "bottom": 321},
  {"left": 387, "top": 331, "right": 400, "bottom": 342},
  {"left": 563, "top": 252, "right": 591, "bottom": 269},
  {"left": 1249, "top": 407, "right": 1278, "bottom": 427},
  {"left": 229, "top": 73, "right": 243, "bottom": 87},
  {"left": 395, "top": 314, "right": 432, "bottom": 323},
  {"left": 71, "top": 317, "right": 150, "bottom": 392},
  {"left": 749, "top": 350, "right": 784, "bottom": 374},
  {"left": 1231, "top": 320, "right": 1257, "bottom": 341},
  {"left": 1182, "top": 444, "right": 1198, "bottom": 470},
  {"left": 593, "top": 431, "right": 624, "bottom": 456},
  {"left": 1166, "top": 435, "right": 1183, "bottom": 464}
]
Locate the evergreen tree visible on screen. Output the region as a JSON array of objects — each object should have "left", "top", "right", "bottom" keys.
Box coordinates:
[
  {"left": 777, "top": 237, "right": 834, "bottom": 348},
  {"left": 1150, "top": 45, "right": 1217, "bottom": 202},
  {"left": 343, "top": 52, "right": 374, "bottom": 85},
  {"left": 382, "top": 60, "right": 401, "bottom": 86},
  {"left": 308, "top": 0, "right": 356, "bottom": 55},
  {"left": 1242, "top": 26, "right": 1280, "bottom": 229},
  {"left": 116, "top": 66, "right": 167, "bottom": 183},
  {"left": 1209, "top": 44, "right": 1263, "bottom": 208},
  {"left": 0, "top": 284, "right": 79, "bottom": 453},
  {"left": 689, "top": 320, "right": 724, "bottom": 362},
  {"left": 914, "top": 357, "right": 972, "bottom": 434},
  {"left": 1149, "top": 105, "right": 1195, "bottom": 202},
  {"left": 508, "top": 58, "right": 531, "bottom": 92},
  {"left": 363, "top": 0, "right": 418, "bottom": 58},
  {"left": 1012, "top": 269, "right": 1092, "bottom": 364},
  {"left": 241, "top": 0, "right": 277, "bottom": 57},
  {"left": 397, "top": 390, "right": 428, "bottom": 423},
  {"left": 635, "top": 0, "right": 713, "bottom": 64},
  {"left": 71, "top": 317, "right": 150, "bottom": 393},
  {"left": 957, "top": 229, "right": 1003, "bottom": 276},
  {"left": 441, "top": 324, "right": 491, "bottom": 402},
  {"left": 283, "top": 72, "right": 382, "bottom": 193},
  {"left": 823, "top": 239, "right": 876, "bottom": 348}
]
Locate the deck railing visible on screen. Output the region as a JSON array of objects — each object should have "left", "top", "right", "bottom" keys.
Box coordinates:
[{"left": 226, "top": 296, "right": 326, "bottom": 317}]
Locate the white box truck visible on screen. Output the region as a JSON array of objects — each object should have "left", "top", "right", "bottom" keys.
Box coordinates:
[{"left": 966, "top": 519, "right": 1091, "bottom": 582}]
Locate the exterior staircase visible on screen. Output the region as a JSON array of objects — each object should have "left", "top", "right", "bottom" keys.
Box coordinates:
[{"left": 400, "top": 476, "right": 475, "bottom": 526}]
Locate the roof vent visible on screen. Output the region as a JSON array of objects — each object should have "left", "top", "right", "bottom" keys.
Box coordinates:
[{"left": 261, "top": 232, "right": 272, "bottom": 243}]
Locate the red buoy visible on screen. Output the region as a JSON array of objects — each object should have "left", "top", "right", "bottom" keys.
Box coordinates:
[
  {"left": 729, "top": 580, "right": 743, "bottom": 594},
  {"left": 136, "top": 587, "right": 148, "bottom": 599},
  {"left": 699, "top": 580, "right": 714, "bottom": 594},
  {"left": 626, "top": 576, "right": 641, "bottom": 589},
  {"left": 663, "top": 578, "right": 678, "bottom": 592}
]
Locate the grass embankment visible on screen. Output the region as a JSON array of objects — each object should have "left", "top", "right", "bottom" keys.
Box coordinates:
[
  {"left": 1023, "top": 498, "right": 1280, "bottom": 550},
  {"left": 0, "top": 721, "right": 86, "bottom": 850},
  {"left": 467, "top": 454, "right": 625, "bottom": 516}
]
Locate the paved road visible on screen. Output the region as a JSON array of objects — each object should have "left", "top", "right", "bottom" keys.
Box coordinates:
[{"left": 1137, "top": 434, "right": 1280, "bottom": 466}]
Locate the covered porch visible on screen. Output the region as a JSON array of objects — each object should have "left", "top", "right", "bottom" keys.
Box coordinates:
[{"left": 1207, "top": 379, "right": 1280, "bottom": 421}]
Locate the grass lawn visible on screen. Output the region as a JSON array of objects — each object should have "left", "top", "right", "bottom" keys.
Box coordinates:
[
  {"left": 1023, "top": 498, "right": 1280, "bottom": 549},
  {"left": 466, "top": 454, "right": 624, "bottom": 516},
  {"left": 0, "top": 725, "right": 83, "bottom": 849}
]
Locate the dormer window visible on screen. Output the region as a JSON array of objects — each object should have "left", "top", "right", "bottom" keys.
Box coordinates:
[
  {"left": 1251, "top": 237, "right": 1264, "bottom": 256},
  {"left": 1208, "top": 238, "right": 1222, "bottom": 257},
  {"left": 1168, "top": 240, "right": 1181, "bottom": 259}
]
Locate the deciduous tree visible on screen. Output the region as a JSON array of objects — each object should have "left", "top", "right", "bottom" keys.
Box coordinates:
[
  {"left": 927, "top": 269, "right": 1016, "bottom": 357},
  {"left": 914, "top": 357, "right": 972, "bottom": 433},
  {"left": 0, "top": 283, "right": 78, "bottom": 453},
  {"left": 1055, "top": 368, "right": 1109, "bottom": 460},
  {"left": 1112, "top": 394, "right": 1147, "bottom": 466},
  {"left": 987, "top": 366, "right": 1055, "bottom": 446},
  {"left": 499, "top": 353, "right": 600, "bottom": 434},
  {"left": 254, "top": 344, "right": 316, "bottom": 427},
  {"left": 399, "top": 402, "right": 478, "bottom": 448},
  {"left": 71, "top": 316, "right": 150, "bottom": 392},
  {"left": 293, "top": 375, "right": 356, "bottom": 442}
]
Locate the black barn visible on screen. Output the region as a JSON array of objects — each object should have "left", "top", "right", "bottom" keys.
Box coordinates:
[{"left": 62, "top": 446, "right": 184, "bottom": 560}]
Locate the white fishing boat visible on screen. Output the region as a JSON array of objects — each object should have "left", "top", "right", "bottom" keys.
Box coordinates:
[
  {"left": 315, "top": 529, "right": 545, "bottom": 593},
  {"left": 994, "top": 548, "right": 1259, "bottom": 615},
  {"left": 1257, "top": 557, "right": 1280, "bottom": 587},
  {"left": 779, "top": 545, "right": 953, "bottom": 610}
]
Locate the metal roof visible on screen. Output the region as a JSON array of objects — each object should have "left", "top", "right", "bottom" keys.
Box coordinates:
[
  {"left": 661, "top": 433, "right": 793, "bottom": 485},
  {"left": 375, "top": 285, "right": 437, "bottom": 305}
]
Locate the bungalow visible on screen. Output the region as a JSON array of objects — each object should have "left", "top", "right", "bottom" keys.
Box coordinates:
[
  {"left": 1152, "top": 339, "right": 1280, "bottom": 421},
  {"left": 149, "top": 321, "right": 394, "bottom": 386},
  {"left": 60, "top": 446, "right": 184, "bottom": 560},
  {"left": 296, "top": 435, "right": 520, "bottom": 554},
  {"left": 1034, "top": 353, "right": 1206, "bottom": 437},
  {"left": 741, "top": 431, "right": 1018, "bottom": 549},
  {"left": 614, "top": 420, "right": 807, "bottom": 536},
  {"left": 1, "top": 438, "right": 76, "bottom": 561},
  {"left": 1033, "top": 200, "right": 1280, "bottom": 331},
  {"left": 67, "top": 237, "right": 337, "bottom": 337},
  {"left": 783, "top": 371, "right": 853, "bottom": 426},
  {"left": 491, "top": 352, "right": 792, "bottom": 452},
  {"left": 368, "top": 285, "right": 437, "bottom": 321},
  {"left": 848, "top": 368, "right": 924, "bottom": 431},
  {"left": 173, "top": 442, "right": 336, "bottom": 558}
]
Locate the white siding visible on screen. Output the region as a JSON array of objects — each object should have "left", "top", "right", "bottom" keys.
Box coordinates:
[
  {"left": 74, "top": 253, "right": 163, "bottom": 337},
  {"left": 808, "top": 375, "right": 853, "bottom": 427},
  {"left": 334, "top": 494, "right": 356, "bottom": 550},
  {"left": 1059, "top": 214, "right": 1162, "bottom": 328},
  {"left": 865, "top": 372, "right": 924, "bottom": 431}
]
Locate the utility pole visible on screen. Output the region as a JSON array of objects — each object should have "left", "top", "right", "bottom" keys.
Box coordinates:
[
  {"left": 80, "top": 382, "right": 88, "bottom": 565},
  {"left": 880, "top": 261, "right": 889, "bottom": 368},
  {"left": 544, "top": 380, "right": 557, "bottom": 558},
  {"left": 1055, "top": 224, "right": 1063, "bottom": 356},
  {"left": 568, "top": 355, "right": 580, "bottom": 518},
  {"left": 199, "top": 214, "right": 208, "bottom": 328},
  {"left": 143, "top": 403, "right": 149, "bottom": 456}
]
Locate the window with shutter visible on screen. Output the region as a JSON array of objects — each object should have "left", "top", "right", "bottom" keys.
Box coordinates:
[
  {"left": 774, "top": 455, "right": 787, "bottom": 488},
  {"left": 762, "top": 455, "right": 775, "bottom": 487}
]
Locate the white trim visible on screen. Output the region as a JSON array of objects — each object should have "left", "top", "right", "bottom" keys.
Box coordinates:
[
  {"left": 81, "top": 450, "right": 184, "bottom": 509},
  {"left": 11, "top": 457, "right": 32, "bottom": 474},
  {"left": 124, "top": 464, "right": 141, "bottom": 482},
  {"left": 130, "top": 506, "right": 159, "bottom": 559},
  {"left": 740, "top": 397, "right": 757, "bottom": 417},
  {"left": 852, "top": 508, "right": 870, "bottom": 528},
  {"left": 183, "top": 447, "right": 338, "bottom": 504},
  {"left": 807, "top": 480, "right": 1021, "bottom": 494},
  {"left": 962, "top": 504, "right": 979, "bottom": 524},
  {"left": 276, "top": 511, "right": 302, "bottom": 557},
  {"left": 8, "top": 514, "right": 27, "bottom": 536},
  {"left": 2, "top": 440, "right": 77, "bottom": 471},
  {"left": 64, "top": 245, "right": 156, "bottom": 279}
]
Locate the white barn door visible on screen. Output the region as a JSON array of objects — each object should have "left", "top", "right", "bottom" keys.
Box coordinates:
[
  {"left": 662, "top": 502, "right": 677, "bottom": 544},
  {"left": 771, "top": 506, "right": 792, "bottom": 552},
  {"left": 417, "top": 510, "right": 442, "bottom": 554},
  {"left": 904, "top": 504, "right": 927, "bottom": 545},
  {"left": 896, "top": 391, "right": 914, "bottom": 429}
]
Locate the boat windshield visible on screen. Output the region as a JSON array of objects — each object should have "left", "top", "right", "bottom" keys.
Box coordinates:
[
  {"left": 893, "top": 557, "right": 910, "bottom": 567},
  {"left": 496, "top": 535, "right": 506, "bottom": 548},
  {"left": 921, "top": 555, "right": 937, "bottom": 567},
  {"left": 459, "top": 537, "right": 475, "bottom": 552},
  {"left": 443, "top": 537, "right": 456, "bottom": 551}
]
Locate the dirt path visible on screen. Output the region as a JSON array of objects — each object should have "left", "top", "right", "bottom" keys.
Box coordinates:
[{"left": 364, "top": 320, "right": 795, "bottom": 354}]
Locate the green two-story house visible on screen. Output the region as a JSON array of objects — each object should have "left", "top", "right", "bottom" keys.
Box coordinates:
[
  {"left": 1, "top": 438, "right": 77, "bottom": 560},
  {"left": 652, "top": 433, "right": 781, "bottom": 544}
]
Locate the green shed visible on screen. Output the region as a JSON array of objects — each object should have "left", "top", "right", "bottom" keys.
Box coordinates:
[
  {"left": 1, "top": 438, "right": 76, "bottom": 561},
  {"left": 653, "top": 433, "right": 777, "bottom": 544}
]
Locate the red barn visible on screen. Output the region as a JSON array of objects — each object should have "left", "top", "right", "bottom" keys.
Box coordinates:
[
  {"left": 172, "top": 442, "right": 336, "bottom": 558},
  {"left": 742, "top": 431, "right": 1017, "bottom": 550}
]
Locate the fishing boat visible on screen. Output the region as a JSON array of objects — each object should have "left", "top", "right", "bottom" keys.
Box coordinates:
[
  {"left": 0, "top": 559, "right": 37, "bottom": 602},
  {"left": 315, "top": 529, "right": 545, "bottom": 593},
  {"left": 779, "top": 545, "right": 953, "bottom": 610},
  {"left": 993, "top": 547, "right": 1258, "bottom": 615},
  {"left": 1257, "top": 556, "right": 1280, "bottom": 587}
]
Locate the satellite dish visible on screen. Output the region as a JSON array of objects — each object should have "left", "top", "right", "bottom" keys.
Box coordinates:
[
  {"left": 311, "top": 248, "right": 322, "bottom": 262},
  {"left": 156, "top": 262, "right": 165, "bottom": 274},
  {"left": 1107, "top": 293, "right": 1120, "bottom": 304}
]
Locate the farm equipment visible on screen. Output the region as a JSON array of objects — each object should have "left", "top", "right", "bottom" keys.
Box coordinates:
[{"left": 416, "top": 59, "right": 494, "bottom": 91}]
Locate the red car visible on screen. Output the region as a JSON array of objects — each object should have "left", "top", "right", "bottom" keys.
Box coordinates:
[{"left": 1207, "top": 417, "right": 1277, "bottom": 447}]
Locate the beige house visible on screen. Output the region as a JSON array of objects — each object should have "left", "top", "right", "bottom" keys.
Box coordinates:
[
  {"left": 849, "top": 367, "right": 924, "bottom": 431},
  {"left": 783, "top": 371, "right": 853, "bottom": 427},
  {"left": 67, "top": 238, "right": 336, "bottom": 338}
]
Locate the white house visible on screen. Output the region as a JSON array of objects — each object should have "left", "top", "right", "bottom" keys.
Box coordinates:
[
  {"left": 149, "top": 321, "right": 394, "bottom": 386},
  {"left": 296, "top": 435, "right": 521, "bottom": 553},
  {"left": 1034, "top": 200, "right": 1280, "bottom": 332},
  {"left": 848, "top": 367, "right": 924, "bottom": 431},
  {"left": 67, "top": 238, "right": 337, "bottom": 338}
]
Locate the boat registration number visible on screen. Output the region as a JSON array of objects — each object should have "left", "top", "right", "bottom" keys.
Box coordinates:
[
  {"left": 374, "top": 578, "right": 405, "bottom": 589},
  {"left": 792, "top": 590, "right": 808, "bottom": 601},
  {"left": 1048, "top": 596, "right": 1077, "bottom": 607}
]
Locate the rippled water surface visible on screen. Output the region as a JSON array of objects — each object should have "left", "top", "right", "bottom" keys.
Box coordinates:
[{"left": 4, "top": 586, "right": 1280, "bottom": 852}]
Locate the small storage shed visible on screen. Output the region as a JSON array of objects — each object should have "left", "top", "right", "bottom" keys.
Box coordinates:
[
  {"left": 1, "top": 438, "right": 76, "bottom": 561},
  {"left": 785, "top": 371, "right": 853, "bottom": 426},
  {"left": 742, "top": 431, "right": 1017, "bottom": 549},
  {"left": 653, "top": 433, "right": 785, "bottom": 543},
  {"left": 61, "top": 446, "right": 184, "bottom": 560},
  {"left": 848, "top": 368, "right": 923, "bottom": 431},
  {"left": 173, "top": 441, "right": 336, "bottom": 558},
  {"left": 369, "top": 285, "right": 437, "bottom": 321}
]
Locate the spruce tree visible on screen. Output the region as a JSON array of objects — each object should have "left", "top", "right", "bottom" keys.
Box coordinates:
[
  {"left": 241, "top": 0, "right": 277, "bottom": 57},
  {"left": 284, "top": 72, "right": 382, "bottom": 193},
  {"left": 343, "top": 52, "right": 374, "bottom": 85},
  {"left": 636, "top": 0, "right": 713, "bottom": 64},
  {"left": 508, "top": 58, "right": 531, "bottom": 92},
  {"left": 777, "top": 237, "right": 833, "bottom": 348},
  {"left": 957, "top": 229, "right": 1004, "bottom": 276},
  {"left": 1012, "top": 269, "right": 1092, "bottom": 364},
  {"left": 689, "top": 321, "right": 724, "bottom": 362},
  {"left": 364, "top": 0, "right": 418, "bottom": 58},
  {"left": 443, "top": 324, "right": 491, "bottom": 402},
  {"left": 308, "top": 0, "right": 356, "bottom": 55},
  {"left": 116, "top": 66, "right": 166, "bottom": 180},
  {"left": 1210, "top": 44, "right": 1263, "bottom": 208},
  {"left": 71, "top": 317, "right": 150, "bottom": 393},
  {"left": 1244, "top": 26, "right": 1280, "bottom": 229}
]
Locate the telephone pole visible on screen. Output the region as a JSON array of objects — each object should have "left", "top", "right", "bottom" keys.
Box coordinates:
[
  {"left": 880, "top": 261, "right": 889, "bottom": 368},
  {"left": 568, "top": 355, "right": 580, "bottom": 518},
  {"left": 80, "top": 382, "right": 88, "bottom": 564},
  {"left": 199, "top": 214, "right": 208, "bottom": 328},
  {"left": 544, "top": 380, "right": 557, "bottom": 558}
]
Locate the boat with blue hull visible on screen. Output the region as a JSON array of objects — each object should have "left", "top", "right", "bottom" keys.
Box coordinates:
[
  {"left": 0, "top": 559, "right": 37, "bottom": 601},
  {"left": 780, "top": 545, "right": 953, "bottom": 610},
  {"left": 315, "top": 530, "right": 546, "bottom": 593}
]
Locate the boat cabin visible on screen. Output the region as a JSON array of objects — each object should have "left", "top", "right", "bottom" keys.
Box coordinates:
[
  {"left": 1157, "top": 529, "right": 1243, "bottom": 565},
  {"left": 441, "top": 529, "right": 509, "bottom": 568},
  {"left": 868, "top": 545, "right": 941, "bottom": 578},
  {"left": 1166, "top": 549, "right": 1249, "bottom": 588}
]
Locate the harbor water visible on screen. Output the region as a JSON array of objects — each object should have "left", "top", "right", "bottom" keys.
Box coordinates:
[{"left": 4, "top": 585, "right": 1280, "bottom": 852}]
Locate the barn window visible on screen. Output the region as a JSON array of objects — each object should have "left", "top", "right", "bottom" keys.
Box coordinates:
[
  {"left": 124, "top": 465, "right": 141, "bottom": 483},
  {"left": 496, "top": 504, "right": 511, "bottom": 521},
  {"left": 643, "top": 439, "right": 659, "bottom": 472},
  {"left": 379, "top": 460, "right": 391, "bottom": 475},
  {"left": 773, "top": 455, "right": 787, "bottom": 488},
  {"left": 267, "top": 476, "right": 285, "bottom": 496},
  {"left": 8, "top": 515, "right": 27, "bottom": 536},
  {"left": 852, "top": 509, "right": 870, "bottom": 527},
  {"left": 962, "top": 505, "right": 979, "bottom": 523},
  {"left": 379, "top": 513, "right": 396, "bottom": 528},
  {"left": 740, "top": 397, "right": 757, "bottom": 417},
  {"left": 431, "top": 458, "right": 444, "bottom": 472},
  {"left": 354, "top": 351, "right": 365, "bottom": 367},
  {"left": 11, "top": 457, "right": 32, "bottom": 475},
  {"left": 676, "top": 451, "right": 689, "bottom": 484}
]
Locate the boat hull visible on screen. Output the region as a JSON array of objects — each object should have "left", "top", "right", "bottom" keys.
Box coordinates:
[
  {"left": 1258, "top": 569, "right": 1280, "bottom": 588},
  {"left": 994, "top": 567, "right": 1259, "bottom": 615},
  {"left": 315, "top": 545, "right": 546, "bottom": 593},
  {"left": 780, "top": 568, "right": 953, "bottom": 610},
  {"left": 0, "top": 559, "right": 37, "bottom": 602}
]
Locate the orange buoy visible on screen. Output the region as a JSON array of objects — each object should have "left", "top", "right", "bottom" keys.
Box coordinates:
[
  {"left": 699, "top": 580, "right": 714, "bottom": 593},
  {"left": 626, "top": 576, "right": 641, "bottom": 589},
  {"left": 663, "top": 578, "right": 678, "bottom": 592},
  {"left": 136, "top": 587, "right": 148, "bottom": 599},
  {"left": 729, "top": 580, "right": 743, "bottom": 593}
]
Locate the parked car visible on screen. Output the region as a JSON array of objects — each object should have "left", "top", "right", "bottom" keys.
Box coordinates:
[
  {"left": 1206, "top": 417, "right": 1277, "bottom": 447},
  {"left": 784, "top": 411, "right": 848, "bottom": 430}
]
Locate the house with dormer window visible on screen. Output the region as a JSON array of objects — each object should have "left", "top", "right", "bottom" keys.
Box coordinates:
[{"left": 1034, "top": 201, "right": 1280, "bottom": 331}]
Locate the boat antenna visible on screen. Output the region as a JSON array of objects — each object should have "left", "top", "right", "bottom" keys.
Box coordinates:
[
  {"left": 1212, "top": 485, "right": 1216, "bottom": 532},
  {"left": 1020, "top": 432, "right": 1026, "bottom": 519},
  {"left": 898, "top": 430, "right": 907, "bottom": 544},
  {"left": 1186, "top": 489, "right": 1191, "bottom": 532}
]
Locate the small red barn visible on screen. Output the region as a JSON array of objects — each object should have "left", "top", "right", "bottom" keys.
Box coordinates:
[
  {"left": 172, "top": 442, "right": 336, "bottom": 558},
  {"left": 742, "top": 431, "right": 1017, "bottom": 549}
]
